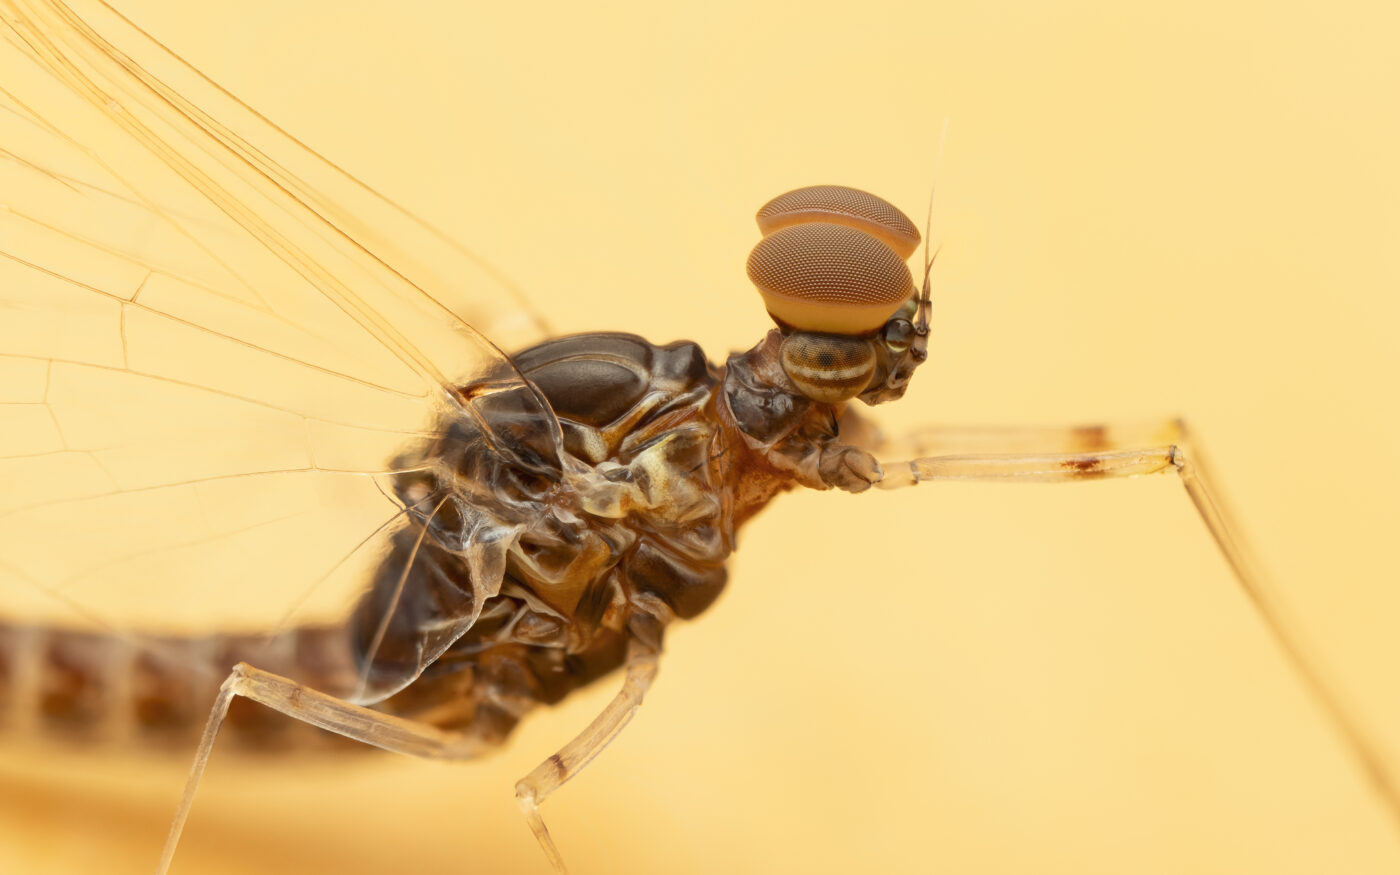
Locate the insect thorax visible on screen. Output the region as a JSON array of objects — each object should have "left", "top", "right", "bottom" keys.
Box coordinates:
[{"left": 356, "top": 330, "right": 869, "bottom": 743}]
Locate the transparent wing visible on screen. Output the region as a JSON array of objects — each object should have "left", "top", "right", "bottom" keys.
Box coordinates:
[{"left": 0, "top": 0, "right": 554, "bottom": 640}]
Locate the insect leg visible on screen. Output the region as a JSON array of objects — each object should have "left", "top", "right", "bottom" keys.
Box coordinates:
[
  {"left": 848, "top": 416, "right": 1188, "bottom": 458},
  {"left": 872, "top": 417, "right": 1400, "bottom": 835},
  {"left": 515, "top": 641, "right": 660, "bottom": 875},
  {"left": 157, "top": 662, "right": 490, "bottom": 875}
]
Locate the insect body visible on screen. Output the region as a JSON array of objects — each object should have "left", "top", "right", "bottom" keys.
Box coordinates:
[
  {"left": 1, "top": 179, "right": 930, "bottom": 744},
  {"left": 351, "top": 184, "right": 929, "bottom": 735},
  {"left": 162, "top": 184, "right": 937, "bottom": 872},
  {"left": 2, "top": 2, "right": 1398, "bottom": 873}
]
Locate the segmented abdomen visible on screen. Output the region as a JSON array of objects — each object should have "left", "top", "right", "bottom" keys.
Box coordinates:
[{"left": 0, "top": 621, "right": 358, "bottom": 752}]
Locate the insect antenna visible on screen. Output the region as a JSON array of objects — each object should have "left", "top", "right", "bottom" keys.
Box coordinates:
[{"left": 910, "top": 118, "right": 950, "bottom": 360}]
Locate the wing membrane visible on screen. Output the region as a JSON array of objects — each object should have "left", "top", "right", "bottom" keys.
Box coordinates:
[{"left": 0, "top": 0, "right": 551, "bottom": 635}]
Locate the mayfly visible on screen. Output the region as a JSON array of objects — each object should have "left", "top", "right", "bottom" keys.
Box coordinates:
[{"left": 1, "top": 1, "right": 1397, "bottom": 873}]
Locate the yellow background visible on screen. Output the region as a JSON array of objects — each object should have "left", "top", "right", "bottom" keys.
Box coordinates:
[{"left": 2, "top": 0, "right": 1399, "bottom": 873}]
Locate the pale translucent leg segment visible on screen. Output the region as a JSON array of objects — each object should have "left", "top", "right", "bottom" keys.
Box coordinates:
[
  {"left": 875, "top": 418, "right": 1400, "bottom": 835},
  {"left": 516, "top": 644, "right": 660, "bottom": 875},
  {"left": 157, "top": 663, "right": 492, "bottom": 874},
  {"left": 159, "top": 646, "right": 659, "bottom": 875},
  {"left": 856, "top": 416, "right": 1187, "bottom": 458}
]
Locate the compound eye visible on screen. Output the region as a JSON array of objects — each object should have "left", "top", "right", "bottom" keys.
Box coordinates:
[
  {"left": 747, "top": 223, "right": 914, "bottom": 335},
  {"left": 881, "top": 318, "right": 916, "bottom": 354},
  {"left": 756, "top": 185, "right": 921, "bottom": 259},
  {"left": 779, "top": 332, "right": 876, "bottom": 404}
]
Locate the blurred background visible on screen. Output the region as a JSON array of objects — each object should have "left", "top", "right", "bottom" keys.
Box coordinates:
[{"left": 1, "top": 0, "right": 1398, "bottom": 872}]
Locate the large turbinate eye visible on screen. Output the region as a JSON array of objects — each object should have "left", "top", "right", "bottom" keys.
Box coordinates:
[
  {"left": 746, "top": 186, "right": 920, "bottom": 336},
  {"left": 756, "top": 184, "right": 921, "bottom": 258},
  {"left": 746, "top": 186, "right": 922, "bottom": 403},
  {"left": 747, "top": 224, "right": 913, "bottom": 335}
]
